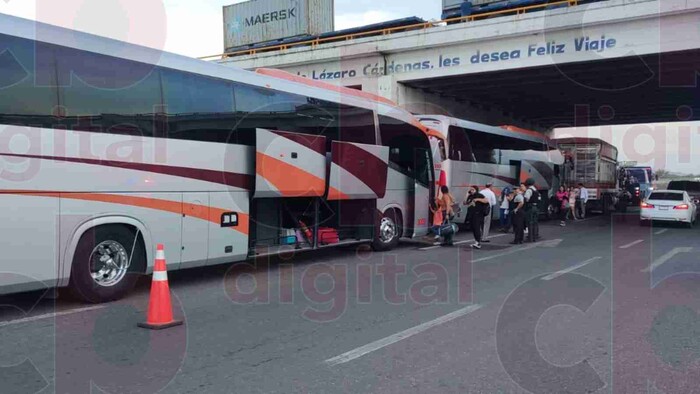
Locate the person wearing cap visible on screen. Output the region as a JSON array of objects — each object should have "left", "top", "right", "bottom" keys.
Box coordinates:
[
  {"left": 523, "top": 178, "right": 541, "bottom": 242},
  {"left": 479, "top": 182, "right": 497, "bottom": 241}
]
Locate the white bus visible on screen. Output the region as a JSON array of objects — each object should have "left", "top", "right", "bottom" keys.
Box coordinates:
[
  {"left": 418, "top": 115, "right": 564, "bottom": 224},
  {"left": 0, "top": 15, "right": 435, "bottom": 302}
]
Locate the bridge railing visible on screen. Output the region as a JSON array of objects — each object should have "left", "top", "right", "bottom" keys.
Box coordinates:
[{"left": 199, "top": 0, "right": 580, "bottom": 61}]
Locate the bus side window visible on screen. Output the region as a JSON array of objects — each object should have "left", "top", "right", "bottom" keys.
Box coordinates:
[
  {"left": 0, "top": 34, "right": 58, "bottom": 128},
  {"left": 338, "top": 105, "right": 376, "bottom": 145},
  {"left": 379, "top": 115, "right": 431, "bottom": 186},
  {"left": 161, "top": 69, "right": 236, "bottom": 143},
  {"left": 54, "top": 45, "right": 162, "bottom": 137},
  {"left": 448, "top": 126, "right": 473, "bottom": 162},
  {"left": 233, "top": 83, "right": 311, "bottom": 145}
]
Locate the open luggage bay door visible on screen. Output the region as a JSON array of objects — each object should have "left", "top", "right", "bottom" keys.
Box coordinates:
[
  {"left": 254, "top": 128, "right": 327, "bottom": 198},
  {"left": 327, "top": 141, "right": 389, "bottom": 200}
]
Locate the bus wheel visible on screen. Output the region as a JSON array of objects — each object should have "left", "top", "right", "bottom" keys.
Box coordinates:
[
  {"left": 372, "top": 210, "right": 400, "bottom": 251},
  {"left": 69, "top": 225, "right": 144, "bottom": 303}
]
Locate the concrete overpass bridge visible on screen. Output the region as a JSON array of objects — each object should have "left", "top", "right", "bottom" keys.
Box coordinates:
[{"left": 217, "top": 0, "right": 700, "bottom": 131}]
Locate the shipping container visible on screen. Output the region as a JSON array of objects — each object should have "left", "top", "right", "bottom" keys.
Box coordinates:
[
  {"left": 224, "top": 0, "right": 334, "bottom": 51},
  {"left": 442, "top": 0, "right": 465, "bottom": 8}
]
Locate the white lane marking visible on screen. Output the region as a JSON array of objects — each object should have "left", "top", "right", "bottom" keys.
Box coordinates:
[
  {"left": 654, "top": 229, "right": 669, "bottom": 235},
  {"left": 469, "top": 239, "right": 563, "bottom": 263},
  {"left": 419, "top": 233, "right": 508, "bottom": 250},
  {"left": 641, "top": 247, "right": 693, "bottom": 273},
  {"left": 541, "top": 257, "right": 602, "bottom": 281},
  {"left": 325, "top": 304, "right": 482, "bottom": 366},
  {"left": 0, "top": 305, "right": 107, "bottom": 328},
  {"left": 472, "top": 243, "right": 537, "bottom": 262},
  {"left": 619, "top": 239, "right": 644, "bottom": 249}
]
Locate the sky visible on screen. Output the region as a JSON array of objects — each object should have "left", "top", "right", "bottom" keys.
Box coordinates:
[
  {"left": 554, "top": 124, "right": 700, "bottom": 176},
  {"left": 0, "top": 0, "right": 440, "bottom": 58},
  {"left": 0, "top": 1, "right": 697, "bottom": 173}
]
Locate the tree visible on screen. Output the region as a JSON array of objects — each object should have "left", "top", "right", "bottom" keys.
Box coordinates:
[{"left": 655, "top": 169, "right": 671, "bottom": 179}]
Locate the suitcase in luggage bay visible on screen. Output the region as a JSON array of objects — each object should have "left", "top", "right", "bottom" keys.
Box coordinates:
[{"left": 317, "top": 227, "right": 340, "bottom": 245}]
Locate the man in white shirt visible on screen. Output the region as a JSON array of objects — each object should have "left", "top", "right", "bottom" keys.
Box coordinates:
[
  {"left": 578, "top": 183, "right": 589, "bottom": 219},
  {"left": 480, "top": 182, "right": 498, "bottom": 241}
]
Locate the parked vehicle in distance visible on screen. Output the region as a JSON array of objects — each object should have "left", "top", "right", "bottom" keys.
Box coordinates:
[
  {"left": 667, "top": 180, "right": 700, "bottom": 206},
  {"left": 640, "top": 190, "right": 697, "bottom": 228},
  {"left": 621, "top": 166, "right": 656, "bottom": 205},
  {"left": 554, "top": 138, "right": 622, "bottom": 214}
]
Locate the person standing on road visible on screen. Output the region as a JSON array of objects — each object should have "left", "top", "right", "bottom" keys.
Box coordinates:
[
  {"left": 523, "top": 178, "right": 541, "bottom": 242},
  {"left": 464, "top": 185, "right": 489, "bottom": 249},
  {"left": 439, "top": 185, "right": 455, "bottom": 222},
  {"left": 511, "top": 185, "right": 526, "bottom": 244},
  {"left": 428, "top": 198, "right": 443, "bottom": 241},
  {"left": 499, "top": 186, "right": 512, "bottom": 232},
  {"left": 567, "top": 186, "right": 578, "bottom": 221},
  {"left": 556, "top": 186, "right": 568, "bottom": 227},
  {"left": 578, "top": 183, "right": 589, "bottom": 219},
  {"left": 480, "top": 182, "right": 497, "bottom": 242}
]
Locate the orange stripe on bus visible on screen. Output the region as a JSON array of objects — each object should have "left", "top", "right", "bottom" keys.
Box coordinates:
[
  {"left": 256, "top": 152, "right": 326, "bottom": 197},
  {"left": 326, "top": 187, "right": 350, "bottom": 201},
  {"left": 0, "top": 190, "right": 249, "bottom": 235}
]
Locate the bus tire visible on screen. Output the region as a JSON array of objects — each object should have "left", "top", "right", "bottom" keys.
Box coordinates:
[
  {"left": 69, "top": 225, "right": 145, "bottom": 303},
  {"left": 372, "top": 209, "right": 401, "bottom": 251}
]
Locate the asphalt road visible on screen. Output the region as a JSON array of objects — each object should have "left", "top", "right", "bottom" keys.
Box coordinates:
[{"left": 1, "top": 211, "right": 699, "bottom": 394}]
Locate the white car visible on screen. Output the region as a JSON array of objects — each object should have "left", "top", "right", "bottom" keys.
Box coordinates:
[{"left": 640, "top": 190, "right": 698, "bottom": 228}]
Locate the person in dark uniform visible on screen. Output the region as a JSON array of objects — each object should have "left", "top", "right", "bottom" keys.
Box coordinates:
[
  {"left": 523, "top": 178, "right": 541, "bottom": 242},
  {"left": 511, "top": 184, "right": 526, "bottom": 245}
]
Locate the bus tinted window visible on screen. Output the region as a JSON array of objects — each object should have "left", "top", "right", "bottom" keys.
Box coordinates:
[
  {"left": 162, "top": 69, "right": 236, "bottom": 143},
  {"left": 468, "top": 129, "right": 548, "bottom": 164},
  {"left": 379, "top": 115, "right": 430, "bottom": 186},
  {"left": 233, "top": 84, "right": 375, "bottom": 147},
  {"left": 448, "top": 126, "right": 473, "bottom": 162},
  {"left": 337, "top": 105, "right": 376, "bottom": 145},
  {"left": 233, "top": 83, "right": 314, "bottom": 145},
  {"left": 54, "top": 45, "right": 162, "bottom": 137},
  {"left": 0, "top": 34, "right": 58, "bottom": 128}
]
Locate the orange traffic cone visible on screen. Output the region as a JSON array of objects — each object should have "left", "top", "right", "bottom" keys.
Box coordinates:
[{"left": 138, "top": 244, "right": 183, "bottom": 330}]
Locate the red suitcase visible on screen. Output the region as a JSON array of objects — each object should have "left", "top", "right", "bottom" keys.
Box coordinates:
[{"left": 317, "top": 227, "right": 340, "bottom": 245}]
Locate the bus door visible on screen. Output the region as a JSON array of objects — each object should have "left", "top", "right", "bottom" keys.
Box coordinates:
[{"left": 411, "top": 148, "right": 434, "bottom": 238}]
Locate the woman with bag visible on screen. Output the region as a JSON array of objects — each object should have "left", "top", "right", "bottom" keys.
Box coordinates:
[
  {"left": 464, "top": 185, "right": 490, "bottom": 249},
  {"left": 438, "top": 186, "right": 456, "bottom": 246},
  {"left": 555, "top": 186, "right": 569, "bottom": 227}
]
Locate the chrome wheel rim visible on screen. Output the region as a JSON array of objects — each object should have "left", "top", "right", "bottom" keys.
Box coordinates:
[
  {"left": 89, "top": 241, "right": 129, "bottom": 287},
  {"left": 379, "top": 217, "right": 397, "bottom": 244}
]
